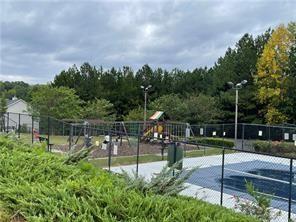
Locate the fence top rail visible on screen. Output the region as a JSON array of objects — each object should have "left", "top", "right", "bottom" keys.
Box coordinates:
[
  {"left": 6, "top": 112, "right": 296, "bottom": 131},
  {"left": 175, "top": 139, "right": 296, "bottom": 160}
]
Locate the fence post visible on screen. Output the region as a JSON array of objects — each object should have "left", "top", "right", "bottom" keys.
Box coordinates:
[
  {"left": 6, "top": 112, "right": 9, "bottom": 133},
  {"left": 136, "top": 132, "right": 140, "bottom": 176},
  {"left": 220, "top": 149, "right": 225, "bottom": 206},
  {"left": 47, "top": 117, "right": 50, "bottom": 151},
  {"left": 62, "top": 122, "right": 65, "bottom": 136},
  {"left": 222, "top": 124, "right": 225, "bottom": 148},
  {"left": 241, "top": 124, "right": 244, "bottom": 151},
  {"left": 173, "top": 142, "right": 177, "bottom": 176},
  {"left": 18, "top": 113, "right": 21, "bottom": 138},
  {"left": 108, "top": 132, "right": 112, "bottom": 171},
  {"left": 31, "top": 115, "right": 34, "bottom": 144},
  {"left": 268, "top": 125, "right": 271, "bottom": 148},
  {"left": 69, "top": 124, "right": 73, "bottom": 151},
  {"left": 288, "top": 158, "right": 293, "bottom": 220}
]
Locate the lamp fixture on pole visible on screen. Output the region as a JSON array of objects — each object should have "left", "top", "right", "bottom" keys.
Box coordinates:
[{"left": 227, "top": 80, "right": 247, "bottom": 148}]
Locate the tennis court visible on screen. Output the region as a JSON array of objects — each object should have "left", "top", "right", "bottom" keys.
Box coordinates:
[
  {"left": 187, "top": 159, "right": 296, "bottom": 212},
  {"left": 111, "top": 152, "right": 296, "bottom": 220}
]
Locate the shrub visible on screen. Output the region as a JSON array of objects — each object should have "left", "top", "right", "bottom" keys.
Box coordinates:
[
  {"left": 121, "top": 162, "right": 197, "bottom": 196},
  {"left": 190, "top": 137, "right": 234, "bottom": 148},
  {"left": 0, "top": 136, "right": 257, "bottom": 221},
  {"left": 253, "top": 140, "right": 296, "bottom": 157},
  {"left": 234, "top": 181, "right": 281, "bottom": 222}
]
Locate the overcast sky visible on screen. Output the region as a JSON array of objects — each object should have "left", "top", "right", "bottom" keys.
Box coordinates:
[{"left": 0, "top": 0, "right": 295, "bottom": 84}]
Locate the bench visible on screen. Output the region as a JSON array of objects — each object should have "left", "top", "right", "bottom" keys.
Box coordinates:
[{"left": 33, "top": 130, "right": 54, "bottom": 151}]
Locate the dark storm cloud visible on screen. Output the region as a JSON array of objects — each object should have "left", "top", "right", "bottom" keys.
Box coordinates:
[{"left": 0, "top": 0, "right": 295, "bottom": 83}]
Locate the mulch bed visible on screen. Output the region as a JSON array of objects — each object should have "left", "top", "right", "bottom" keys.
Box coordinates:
[{"left": 53, "top": 140, "right": 199, "bottom": 158}]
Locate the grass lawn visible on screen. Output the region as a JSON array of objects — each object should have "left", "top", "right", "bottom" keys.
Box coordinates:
[
  {"left": 18, "top": 133, "right": 104, "bottom": 146},
  {"left": 90, "top": 147, "right": 235, "bottom": 167}
]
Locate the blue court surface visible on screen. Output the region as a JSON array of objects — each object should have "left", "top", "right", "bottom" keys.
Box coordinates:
[{"left": 187, "top": 160, "right": 296, "bottom": 212}]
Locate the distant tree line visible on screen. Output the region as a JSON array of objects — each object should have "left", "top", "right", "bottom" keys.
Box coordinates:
[{"left": 1, "top": 22, "right": 295, "bottom": 124}]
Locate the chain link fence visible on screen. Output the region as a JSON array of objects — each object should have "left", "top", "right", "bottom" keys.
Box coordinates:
[{"left": 2, "top": 112, "right": 296, "bottom": 221}]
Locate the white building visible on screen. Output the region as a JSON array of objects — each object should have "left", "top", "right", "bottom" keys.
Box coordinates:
[{"left": 3, "top": 97, "right": 39, "bottom": 132}]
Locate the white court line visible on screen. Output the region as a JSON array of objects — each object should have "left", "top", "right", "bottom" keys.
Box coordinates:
[
  {"left": 225, "top": 168, "right": 296, "bottom": 185},
  {"left": 224, "top": 167, "right": 296, "bottom": 202}
]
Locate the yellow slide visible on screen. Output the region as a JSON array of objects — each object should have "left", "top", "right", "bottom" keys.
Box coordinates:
[{"left": 144, "top": 125, "right": 163, "bottom": 137}]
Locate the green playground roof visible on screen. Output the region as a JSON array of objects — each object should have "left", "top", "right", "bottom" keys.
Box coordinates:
[{"left": 149, "top": 111, "right": 164, "bottom": 120}]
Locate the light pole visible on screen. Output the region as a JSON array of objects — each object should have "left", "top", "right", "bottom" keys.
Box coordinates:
[
  {"left": 227, "top": 80, "right": 247, "bottom": 147},
  {"left": 141, "top": 85, "right": 152, "bottom": 131}
]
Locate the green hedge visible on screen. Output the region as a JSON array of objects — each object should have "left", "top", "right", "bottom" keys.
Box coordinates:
[
  {"left": 253, "top": 140, "right": 296, "bottom": 157},
  {"left": 189, "top": 137, "right": 234, "bottom": 148},
  {"left": 0, "top": 136, "right": 256, "bottom": 222}
]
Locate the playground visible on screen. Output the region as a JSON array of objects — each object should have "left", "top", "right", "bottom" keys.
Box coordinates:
[{"left": 5, "top": 111, "right": 296, "bottom": 163}]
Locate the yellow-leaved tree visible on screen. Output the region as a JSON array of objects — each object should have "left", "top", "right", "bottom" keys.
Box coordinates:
[{"left": 255, "top": 24, "right": 293, "bottom": 124}]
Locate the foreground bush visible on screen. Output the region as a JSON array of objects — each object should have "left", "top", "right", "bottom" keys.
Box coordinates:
[{"left": 0, "top": 136, "right": 256, "bottom": 221}]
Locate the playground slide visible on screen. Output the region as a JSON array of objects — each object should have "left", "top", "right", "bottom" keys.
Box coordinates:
[
  {"left": 144, "top": 126, "right": 154, "bottom": 137},
  {"left": 143, "top": 125, "right": 163, "bottom": 137}
]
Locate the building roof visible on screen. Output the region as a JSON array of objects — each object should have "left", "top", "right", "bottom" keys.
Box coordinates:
[{"left": 6, "top": 97, "right": 27, "bottom": 107}]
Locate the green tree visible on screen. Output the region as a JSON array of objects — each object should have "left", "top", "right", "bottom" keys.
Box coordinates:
[
  {"left": 185, "top": 94, "right": 221, "bottom": 124},
  {"left": 210, "top": 32, "right": 271, "bottom": 123},
  {"left": 30, "top": 86, "right": 82, "bottom": 119},
  {"left": 149, "top": 94, "right": 187, "bottom": 121},
  {"left": 124, "top": 106, "right": 154, "bottom": 121},
  {"left": 0, "top": 81, "right": 31, "bottom": 101},
  {"left": 283, "top": 22, "right": 296, "bottom": 123},
  {"left": 82, "top": 98, "right": 115, "bottom": 121}
]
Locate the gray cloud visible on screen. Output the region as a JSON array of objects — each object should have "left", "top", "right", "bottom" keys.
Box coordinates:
[{"left": 0, "top": 0, "right": 295, "bottom": 83}]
